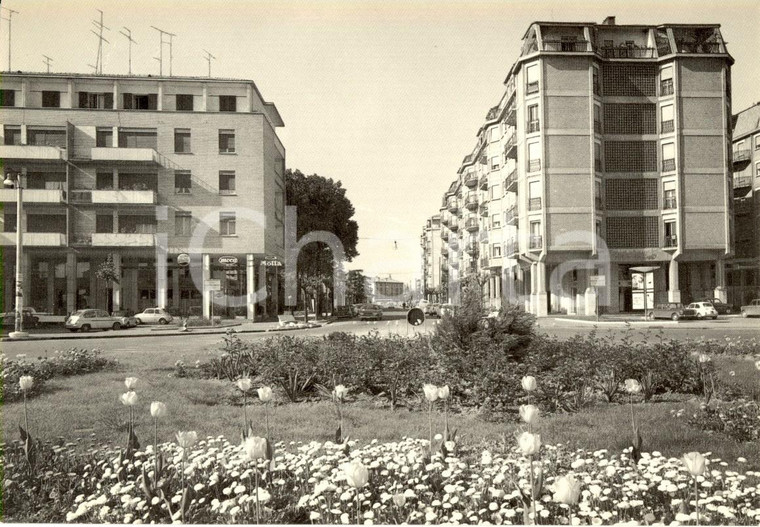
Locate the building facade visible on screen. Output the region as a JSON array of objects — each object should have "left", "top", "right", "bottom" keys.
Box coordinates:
[
  {"left": 0, "top": 72, "right": 285, "bottom": 320},
  {"left": 420, "top": 214, "right": 442, "bottom": 302},
  {"left": 434, "top": 18, "right": 734, "bottom": 316},
  {"left": 372, "top": 275, "right": 406, "bottom": 307},
  {"left": 729, "top": 102, "right": 760, "bottom": 306}
]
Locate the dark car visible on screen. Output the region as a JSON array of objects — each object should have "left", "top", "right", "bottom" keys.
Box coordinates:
[
  {"left": 645, "top": 302, "right": 696, "bottom": 321},
  {"left": 702, "top": 298, "right": 734, "bottom": 315},
  {"left": 1, "top": 309, "right": 40, "bottom": 328},
  {"left": 357, "top": 303, "right": 383, "bottom": 321}
]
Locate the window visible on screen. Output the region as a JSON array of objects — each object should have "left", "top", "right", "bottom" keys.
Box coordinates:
[
  {"left": 489, "top": 127, "right": 500, "bottom": 143},
  {"left": 594, "top": 104, "right": 602, "bottom": 134},
  {"left": 79, "top": 92, "right": 113, "bottom": 109},
  {"left": 490, "top": 156, "right": 500, "bottom": 171},
  {"left": 527, "top": 104, "right": 540, "bottom": 133},
  {"left": 96, "top": 127, "right": 113, "bottom": 148},
  {"left": 661, "top": 104, "right": 674, "bottom": 133},
  {"left": 174, "top": 171, "right": 192, "bottom": 194},
  {"left": 96, "top": 214, "right": 113, "bottom": 233},
  {"left": 0, "top": 89, "right": 15, "bottom": 107},
  {"left": 528, "top": 180, "right": 542, "bottom": 210},
  {"left": 660, "top": 66, "right": 674, "bottom": 96},
  {"left": 755, "top": 134, "right": 760, "bottom": 150},
  {"left": 663, "top": 181, "right": 677, "bottom": 209},
  {"left": 490, "top": 183, "right": 501, "bottom": 199},
  {"left": 593, "top": 66, "right": 600, "bottom": 96},
  {"left": 526, "top": 64, "right": 539, "bottom": 94},
  {"left": 756, "top": 161, "right": 760, "bottom": 178},
  {"left": 529, "top": 221, "right": 542, "bottom": 249},
  {"left": 122, "top": 93, "right": 158, "bottom": 110},
  {"left": 220, "top": 212, "right": 236, "bottom": 236},
  {"left": 118, "top": 128, "right": 158, "bottom": 149},
  {"left": 491, "top": 214, "right": 501, "bottom": 229},
  {"left": 219, "top": 129, "right": 236, "bottom": 153},
  {"left": 219, "top": 96, "right": 237, "bottom": 112},
  {"left": 595, "top": 180, "right": 603, "bottom": 209},
  {"left": 174, "top": 128, "right": 191, "bottom": 153},
  {"left": 596, "top": 220, "right": 603, "bottom": 239},
  {"left": 175, "top": 212, "right": 192, "bottom": 236},
  {"left": 4, "top": 125, "right": 21, "bottom": 145},
  {"left": 594, "top": 142, "right": 602, "bottom": 172},
  {"left": 662, "top": 142, "right": 675, "bottom": 172},
  {"left": 96, "top": 171, "right": 114, "bottom": 190},
  {"left": 492, "top": 244, "right": 502, "bottom": 258},
  {"left": 219, "top": 171, "right": 236, "bottom": 194},
  {"left": 41, "top": 91, "right": 60, "bottom": 108},
  {"left": 176, "top": 94, "right": 194, "bottom": 111},
  {"left": 27, "top": 128, "right": 66, "bottom": 148},
  {"left": 4, "top": 213, "right": 17, "bottom": 232},
  {"left": 527, "top": 142, "right": 541, "bottom": 172},
  {"left": 664, "top": 220, "right": 677, "bottom": 247}
]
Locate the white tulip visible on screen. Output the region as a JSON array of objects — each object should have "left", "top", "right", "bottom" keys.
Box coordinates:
[
  {"left": 333, "top": 384, "right": 349, "bottom": 401},
  {"left": 517, "top": 431, "right": 541, "bottom": 456},
  {"left": 342, "top": 460, "right": 369, "bottom": 488},
  {"left": 519, "top": 404, "right": 540, "bottom": 424},
  {"left": 19, "top": 375, "right": 34, "bottom": 392},
  {"left": 698, "top": 353, "right": 711, "bottom": 364},
  {"left": 392, "top": 493, "right": 406, "bottom": 507},
  {"left": 682, "top": 452, "right": 706, "bottom": 476},
  {"left": 521, "top": 376, "right": 537, "bottom": 392},
  {"left": 150, "top": 401, "right": 167, "bottom": 418},
  {"left": 437, "top": 385, "right": 450, "bottom": 400},
  {"left": 120, "top": 391, "right": 138, "bottom": 406},
  {"left": 124, "top": 377, "right": 138, "bottom": 391},
  {"left": 624, "top": 378, "right": 642, "bottom": 394},
  {"left": 257, "top": 386, "right": 273, "bottom": 403},
  {"left": 175, "top": 431, "right": 198, "bottom": 449},
  {"left": 236, "top": 377, "right": 252, "bottom": 392},
  {"left": 553, "top": 474, "right": 582, "bottom": 505},
  {"left": 242, "top": 436, "right": 268, "bottom": 462},
  {"left": 423, "top": 384, "right": 439, "bottom": 402}
]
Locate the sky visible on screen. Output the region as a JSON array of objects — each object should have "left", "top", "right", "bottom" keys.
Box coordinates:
[{"left": 2, "top": 0, "right": 758, "bottom": 287}]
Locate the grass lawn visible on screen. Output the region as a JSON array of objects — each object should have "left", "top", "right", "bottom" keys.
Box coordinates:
[{"left": 3, "top": 342, "right": 759, "bottom": 471}]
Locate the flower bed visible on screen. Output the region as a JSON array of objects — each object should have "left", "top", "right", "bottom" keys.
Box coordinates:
[{"left": 5, "top": 436, "right": 760, "bottom": 524}]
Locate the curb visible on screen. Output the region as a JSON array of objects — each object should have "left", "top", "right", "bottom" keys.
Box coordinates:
[{"left": 552, "top": 318, "right": 723, "bottom": 330}]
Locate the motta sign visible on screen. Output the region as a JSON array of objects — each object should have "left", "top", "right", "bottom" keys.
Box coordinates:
[
  {"left": 262, "top": 260, "right": 283, "bottom": 267},
  {"left": 218, "top": 256, "right": 238, "bottom": 266}
]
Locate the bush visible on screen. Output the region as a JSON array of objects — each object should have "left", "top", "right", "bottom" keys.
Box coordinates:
[{"left": 687, "top": 400, "right": 760, "bottom": 442}]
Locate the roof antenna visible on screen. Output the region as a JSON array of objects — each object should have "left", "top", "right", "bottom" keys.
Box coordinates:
[
  {"left": 203, "top": 49, "right": 216, "bottom": 78},
  {"left": 119, "top": 27, "right": 137, "bottom": 75},
  {"left": 151, "top": 26, "right": 176, "bottom": 76},
  {"left": 42, "top": 54, "right": 53, "bottom": 73},
  {"left": 1, "top": 6, "right": 20, "bottom": 71},
  {"left": 91, "top": 9, "right": 110, "bottom": 74}
]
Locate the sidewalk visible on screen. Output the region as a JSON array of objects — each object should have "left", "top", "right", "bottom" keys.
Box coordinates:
[{"left": 551, "top": 313, "right": 736, "bottom": 327}]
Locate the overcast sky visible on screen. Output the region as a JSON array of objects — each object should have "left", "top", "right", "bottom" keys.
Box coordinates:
[{"left": 3, "top": 0, "right": 758, "bottom": 286}]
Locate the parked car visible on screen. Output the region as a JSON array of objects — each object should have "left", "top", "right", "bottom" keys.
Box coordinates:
[
  {"left": 740, "top": 299, "right": 760, "bottom": 318},
  {"left": 424, "top": 303, "right": 441, "bottom": 317},
  {"left": 439, "top": 303, "right": 457, "bottom": 317},
  {"left": 646, "top": 302, "right": 695, "bottom": 321},
  {"left": 111, "top": 309, "right": 138, "bottom": 328},
  {"left": 702, "top": 298, "right": 734, "bottom": 315},
  {"left": 2, "top": 308, "right": 40, "bottom": 328},
  {"left": 357, "top": 304, "right": 383, "bottom": 321},
  {"left": 685, "top": 302, "right": 718, "bottom": 320},
  {"left": 333, "top": 305, "right": 355, "bottom": 319},
  {"left": 65, "top": 309, "right": 121, "bottom": 332},
  {"left": 134, "top": 307, "right": 174, "bottom": 325}
]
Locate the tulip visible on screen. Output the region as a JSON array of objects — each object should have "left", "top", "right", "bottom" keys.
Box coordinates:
[
  {"left": 682, "top": 452, "right": 706, "bottom": 476},
  {"left": 521, "top": 376, "right": 537, "bottom": 392},
  {"left": 19, "top": 375, "right": 34, "bottom": 392},
  {"left": 124, "top": 377, "right": 138, "bottom": 391},
  {"left": 150, "top": 401, "right": 167, "bottom": 418},
  {"left": 236, "top": 377, "right": 252, "bottom": 392},
  {"left": 392, "top": 492, "right": 406, "bottom": 508},
  {"left": 422, "top": 383, "right": 439, "bottom": 402},
  {"left": 120, "top": 391, "right": 138, "bottom": 406},
  {"left": 624, "top": 378, "right": 641, "bottom": 394},
  {"left": 698, "top": 353, "right": 711, "bottom": 364},
  {"left": 437, "top": 385, "right": 450, "bottom": 400},
  {"left": 519, "top": 404, "right": 540, "bottom": 425},
  {"left": 333, "top": 384, "right": 349, "bottom": 401},
  {"left": 257, "top": 386, "right": 273, "bottom": 403},
  {"left": 517, "top": 431, "right": 541, "bottom": 456},
  {"left": 175, "top": 431, "right": 198, "bottom": 450},
  {"left": 150, "top": 401, "right": 167, "bottom": 476},
  {"left": 342, "top": 460, "right": 369, "bottom": 488},
  {"left": 553, "top": 474, "right": 582, "bottom": 506},
  {"left": 243, "top": 436, "right": 268, "bottom": 462}
]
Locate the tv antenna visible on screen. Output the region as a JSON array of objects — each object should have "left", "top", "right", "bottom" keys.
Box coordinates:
[
  {"left": 119, "top": 27, "right": 137, "bottom": 75},
  {"left": 151, "top": 26, "right": 176, "bottom": 76},
  {"left": 1, "top": 6, "right": 20, "bottom": 71},
  {"left": 91, "top": 9, "right": 110, "bottom": 74},
  {"left": 42, "top": 54, "right": 53, "bottom": 73},
  {"left": 203, "top": 49, "right": 216, "bottom": 78}
]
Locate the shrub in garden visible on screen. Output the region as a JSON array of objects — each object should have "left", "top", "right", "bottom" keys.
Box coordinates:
[{"left": 687, "top": 400, "right": 760, "bottom": 442}]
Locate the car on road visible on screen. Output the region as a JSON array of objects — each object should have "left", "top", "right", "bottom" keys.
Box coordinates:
[
  {"left": 702, "top": 298, "right": 735, "bottom": 315},
  {"left": 740, "top": 299, "right": 760, "bottom": 318},
  {"left": 65, "top": 309, "right": 122, "bottom": 332},
  {"left": 111, "top": 309, "right": 138, "bottom": 328},
  {"left": 2, "top": 308, "right": 40, "bottom": 328},
  {"left": 646, "top": 303, "right": 696, "bottom": 321},
  {"left": 686, "top": 302, "right": 718, "bottom": 320},
  {"left": 423, "top": 303, "right": 441, "bottom": 318},
  {"left": 439, "top": 303, "right": 457, "bottom": 317},
  {"left": 134, "top": 307, "right": 174, "bottom": 325},
  {"left": 356, "top": 303, "right": 383, "bottom": 321}
]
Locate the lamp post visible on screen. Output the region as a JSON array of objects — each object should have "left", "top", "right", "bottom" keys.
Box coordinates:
[{"left": 3, "top": 172, "right": 28, "bottom": 339}]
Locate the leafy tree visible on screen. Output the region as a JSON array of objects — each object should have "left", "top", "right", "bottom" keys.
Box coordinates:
[
  {"left": 95, "top": 254, "right": 119, "bottom": 312},
  {"left": 346, "top": 270, "right": 367, "bottom": 305},
  {"left": 286, "top": 169, "right": 359, "bottom": 319}
]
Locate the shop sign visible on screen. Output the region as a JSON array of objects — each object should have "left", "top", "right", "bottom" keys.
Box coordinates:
[
  {"left": 262, "top": 260, "right": 283, "bottom": 267},
  {"left": 177, "top": 253, "right": 191, "bottom": 266},
  {"left": 218, "top": 255, "right": 238, "bottom": 266}
]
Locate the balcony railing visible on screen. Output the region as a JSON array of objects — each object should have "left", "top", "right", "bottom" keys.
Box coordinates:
[
  {"left": 661, "top": 120, "right": 675, "bottom": 133},
  {"left": 480, "top": 256, "right": 490, "bottom": 268},
  {"left": 528, "top": 197, "right": 542, "bottom": 211},
  {"left": 594, "top": 120, "right": 602, "bottom": 134},
  {"left": 465, "top": 194, "right": 479, "bottom": 210},
  {"left": 479, "top": 173, "right": 489, "bottom": 190},
  {"left": 677, "top": 42, "right": 723, "bottom": 54},
  {"left": 441, "top": 230, "right": 449, "bottom": 241},
  {"left": 734, "top": 175, "right": 752, "bottom": 188},
  {"left": 595, "top": 197, "right": 604, "bottom": 210},
  {"left": 441, "top": 215, "right": 450, "bottom": 226},
  {"left": 505, "top": 206, "right": 518, "bottom": 225},
  {"left": 526, "top": 82, "right": 539, "bottom": 95},
  {"left": 91, "top": 232, "right": 156, "bottom": 247},
  {"left": 465, "top": 218, "right": 479, "bottom": 232},
  {"left": 0, "top": 188, "right": 66, "bottom": 203},
  {"left": 599, "top": 46, "right": 656, "bottom": 59},
  {"left": 543, "top": 40, "right": 590, "bottom": 53},
  {"left": 449, "top": 221, "right": 459, "bottom": 232},
  {"left": 527, "top": 159, "right": 541, "bottom": 173},
  {"left": 447, "top": 198, "right": 459, "bottom": 213},
  {"left": 527, "top": 120, "right": 540, "bottom": 133},
  {"left": 733, "top": 149, "right": 751, "bottom": 163},
  {"left": 506, "top": 239, "right": 519, "bottom": 257},
  {"left": 663, "top": 197, "right": 677, "bottom": 210},
  {"left": 90, "top": 147, "right": 161, "bottom": 164},
  {"left": 441, "top": 246, "right": 449, "bottom": 256},
  {"left": 660, "top": 79, "right": 674, "bottom": 96},
  {"left": 464, "top": 171, "right": 478, "bottom": 188},
  {"left": 465, "top": 243, "right": 477, "bottom": 255},
  {"left": 529, "top": 235, "right": 543, "bottom": 250},
  {"left": 662, "top": 159, "right": 676, "bottom": 172},
  {"left": 479, "top": 229, "right": 489, "bottom": 243},
  {"left": 504, "top": 135, "right": 517, "bottom": 159},
  {"left": 0, "top": 144, "right": 67, "bottom": 161},
  {"left": 664, "top": 235, "right": 678, "bottom": 248},
  {"left": 505, "top": 104, "right": 516, "bottom": 127},
  {"left": 0, "top": 232, "right": 67, "bottom": 246},
  {"left": 70, "top": 189, "right": 157, "bottom": 205},
  {"left": 504, "top": 169, "right": 518, "bottom": 192},
  {"left": 480, "top": 202, "right": 489, "bottom": 217}
]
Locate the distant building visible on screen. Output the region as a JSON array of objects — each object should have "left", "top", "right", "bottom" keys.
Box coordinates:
[
  {"left": 420, "top": 214, "right": 442, "bottom": 301},
  {"left": 372, "top": 275, "right": 405, "bottom": 306}
]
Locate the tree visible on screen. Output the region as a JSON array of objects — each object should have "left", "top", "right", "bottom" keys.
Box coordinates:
[
  {"left": 346, "top": 270, "right": 367, "bottom": 305},
  {"left": 286, "top": 169, "right": 359, "bottom": 319},
  {"left": 95, "top": 254, "right": 119, "bottom": 312}
]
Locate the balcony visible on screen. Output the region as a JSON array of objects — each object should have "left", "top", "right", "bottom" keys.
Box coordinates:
[
  {"left": 91, "top": 233, "right": 155, "bottom": 247},
  {"left": 90, "top": 147, "right": 161, "bottom": 164},
  {"left": 441, "top": 246, "right": 449, "bottom": 256},
  {"left": 526, "top": 82, "right": 539, "bottom": 95},
  {"left": 70, "top": 189, "right": 157, "bottom": 205},
  {"left": 441, "top": 230, "right": 449, "bottom": 241},
  {"left": 0, "top": 144, "right": 67, "bottom": 161},
  {"left": 0, "top": 188, "right": 66, "bottom": 203},
  {"left": 447, "top": 198, "right": 459, "bottom": 214},
  {"left": 595, "top": 159, "right": 603, "bottom": 172},
  {"left": 505, "top": 206, "right": 518, "bottom": 225},
  {"left": 528, "top": 197, "right": 542, "bottom": 211},
  {"left": 480, "top": 256, "right": 491, "bottom": 268},
  {"left": 663, "top": 197, "right": 677, "bottom": 210},
  {"left": 599, "top": 46, "right": 656, "bottom": 59},
  {"left": 479, "top": 173, "right": 489, "bottom": 190},
  {"left": 504, "top": 169, "right": 518, "bottom": 192},
  {"left": 735, "top": 199, "right": 752, "bottom": 215},
  {"left": 505, "top": 104, "right": 516, "bottom": 127},
  {"left": 733, "top": 149, "right": 751, "bottom": 164},
  {"left": 662, "top": 159, "right": 676, "bottom": 172},
  {"left": 661, "top": 120, "right": 675, "bottom": 134},
  {"left": 0, "top": 232, "right": 67, "bottom": 246},
  {"left": 734, "top": 175, "right": 752, "bottom": 189},
  {"left": 527, "top": 159, "right": 541, "bottom": 173},
  {"left": 480, "top": 202, "right": 489, "bottom": 217},
  {"left": 594, "top": 120, "right": 602, "bottom": 134},
  {"left": 479, "top": 229, "right": 489, "bottom": 243},
  {"left": 463, "top": 171, "right": 478, "bottom": 188},
  {"left": 504, "top": 136, "right": 517, "bottom": 159},
  {"left": 595, "top": 197, "right": 604, "bottom": 210},
  {"left": 465, "top": 243, "right": 477, "bottom": 255},
  {"left": 449, "top": 220, "right": 459, "bottom": 232},
  {"left": 529, "top": 235, "right": 543, "bottom": 250},
  {"left": 664, "top": 235, "right": 678, "bottom": 248},
  {"left": 465, "top": 194, "right": 479, "bottom": 211},
  {"left": 527, "top": 120, "right": 541, "bottom": 134},
  {"left": 506, "top": 238, "right": 519, "bottom": 257},
  {"left": 660, "top": 80, "right": 674, "bottom": 96},
  {"left": 543, "top": 40, "right": 590, "bottom": 53},
  {"left": 465, "top": 218, "right": 479, "bottom": 232}
]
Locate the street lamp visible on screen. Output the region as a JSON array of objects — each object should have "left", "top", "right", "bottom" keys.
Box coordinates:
[{"left": 3, "top": 172, "right": 28, "bottom": 339}]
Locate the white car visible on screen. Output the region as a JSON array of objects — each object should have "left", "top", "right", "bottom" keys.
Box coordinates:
[
  {"left": 685, "top": 302, "right": 718, "bottom": 320},
  {"left": 135, "top": 307, "right": 174, "bottom": 325},
  {"left": 65, "top": 309, "right": 121, "bottom": 332}
]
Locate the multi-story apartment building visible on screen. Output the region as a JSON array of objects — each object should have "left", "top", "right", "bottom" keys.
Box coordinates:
[
  {"left": 372, "top": 275, "right": 406, "bottom": 306},
  {"left": 435, "top": 17, "right": 734, "bottom": 316},
  {"left": 420, "top": 214, "right": 442, "bottom": 302},
  {"left": 0, "top": 72, "right": 285, "bottom": 320},
  {"left": 728, "top": 102, "right": 760, "bottom": 306}
]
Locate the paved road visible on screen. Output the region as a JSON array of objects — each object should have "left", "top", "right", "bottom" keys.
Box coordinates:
[{"left": 2, "top": 311, "right": 757, "bottom": 359}]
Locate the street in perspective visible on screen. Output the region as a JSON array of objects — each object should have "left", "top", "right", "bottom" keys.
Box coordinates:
[{"left": 1, "top": 1, "right": 759, "bottom": 525}]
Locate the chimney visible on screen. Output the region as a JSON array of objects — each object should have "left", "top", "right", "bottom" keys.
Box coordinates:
[{"left": 602, "top": 16, "right": 616, "bottom": 25}]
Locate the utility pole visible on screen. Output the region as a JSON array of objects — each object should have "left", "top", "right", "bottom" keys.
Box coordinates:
[
  {"left": 119, "top": 27, "right": 137, "bottom": 75},
  {"left": 203, "top": 49, "right": 216, "bottom": 78},
  {"left": 42, "top": 55, "right": 53, "bottom": 73},
  {"left": 151, "top": 26, "right": 176, "bottom": 76},
  {"left": 1, "top": 7, "right": 19, "bottom": 71},
  {"left": 91, "top": 9, "right": 110, "bottom": 74}
]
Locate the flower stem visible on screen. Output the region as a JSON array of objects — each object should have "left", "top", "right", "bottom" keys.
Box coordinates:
[
  {"left": 154, "top": 417, "right": 158, "bottom": 476},
  {"left": 694, "top": 477, "right": 700, "bottom": 526},
  {"left": 23, "top": 391, "right": 29, "bottom": 434},
  {"left": 254, "top": 468, "right": 261, "bottom": 524},
  {"left": 428, "top": 402, "right": 433, "bottom": 457},
  {"left": 528, "top": 455, "right": 538, "bottom": 525},
  {"left": 243, "top": 392, "right": 248, "bottom": 435},
  {"left": 356, "top": 491, "right": 361, "bottom": 525},
  {"left": 629, "top": 394, "right": 635, "bottom": 435},
  {"left": 180, "top": 454, "right": 186, "bottom": 524}
]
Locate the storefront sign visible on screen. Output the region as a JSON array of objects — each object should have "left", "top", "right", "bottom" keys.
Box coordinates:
[
  {"left": 589, "top": 275, "right": 606, "bottom": 287},
  {"left": 262, "top": 260, "right": 283, "bottom": 267},
  {"left": 204, "top": 279, "right": 222, "bottom": 291},
  {"left": 177, "top": 253, "right": 190, "bottom": 266},
  {"left": 218, "top": 256, "right": 238, "bottom": 266}
]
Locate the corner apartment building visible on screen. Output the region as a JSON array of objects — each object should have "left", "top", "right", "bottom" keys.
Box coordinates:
[
  {"left": 372, "top": 276, "right": 406, "bottom": 307},
  {"left": 435, "top": 17, "right": 733, "bottom": 316},
  {"left": 420, "top": 214, "right": 442, "bottom": 301},
  {"left": 729, "top": 102, "right": 760, "bottom": 306},
  {"left": 0, "top": 72, "right": 285, "bottom": 320}
]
